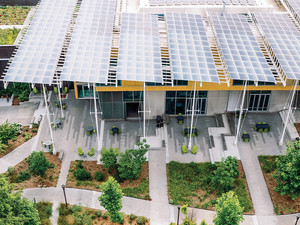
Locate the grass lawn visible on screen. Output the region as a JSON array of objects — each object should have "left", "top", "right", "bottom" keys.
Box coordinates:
[
  {"left": 58, "top": 204, "right": 150, "bottom": 225},
  {"left": 2, "top": 152, "right": 62, "bottom": 189},
  {"left": 66, "top": 161, "right": 150, "bottom": 200},
  {"left": 258, "top": 155, "right": 300, "bottom": 214},
  {"left": 35, "top": 202, "right": 53, "bottom": 225},
  {"left": 0, "top": 126, "right": 38, "bottom": 158},
  {"left": 167, "top": 161, "right": 254, "bottom": 214},
  {"left": 0, "top": 28, "right": 20, "bottom": 44},
  {"left": 0, "top": 6, "right": 31, "bottom": 25}
]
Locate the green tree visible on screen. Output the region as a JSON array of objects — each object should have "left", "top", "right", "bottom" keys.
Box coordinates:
[
  {"left": 273, "top": 142, "right": 300, "bottom": 200},
  {"left": 27, "top": 151, "right": 53, "bottom": 177},
  {"left": 98, "top": 177, "right": 123, "bottom": 223},
  {"left": 100, "top": 147, "right": 119, "bottom": 173},
  {"left": 213, "top": 191, "right": 244, "bottom": 225},
  {"left": 0, "top": 175, "right": 40, "bottom": 224},
  {"left": 210, "top": 156, "right": 239, "bottom": 193}
]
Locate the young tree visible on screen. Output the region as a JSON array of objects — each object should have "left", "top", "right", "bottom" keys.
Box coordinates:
[
  {"left": 273, "top": 142, "right": 300, "bottom": 200},
  {"left": 100, "top": 147, "right": 119, "bottom": 173},
  {"left": 213, "top": 191, "right": 244, "bottom": 225},
  {"left": 27, "top": 151, "right": 53, "bottom": 177},
  {"left": 0, "top": 175, "right": 40, "bottom": 224},
  {"left": 98, "top": 176, "right": 123, "bottom": 223}
]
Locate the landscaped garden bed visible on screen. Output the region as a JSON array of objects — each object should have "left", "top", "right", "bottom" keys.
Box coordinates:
[
  {"left": 0, "top": 6, "right": 31, "bottom": 25},
  {"left": 35, "top": 201, "right": 53, "bottom": 225},
  {"left": 3, "top": 151, "right": 62, "bottom": 189},
  {"left": 0, "top": 28, "right": 20, "bottom": 44},
  {"left": 167, "top": 158, "right": 254, "bottom": 214},
  {"left": 0, "top": 122, "right": 39, "bottom": 158},
  {"left": 66, "top": 160, "right": 149, "bottom": 200},
  {"left": 58, "top": 204, "right": 150, "bottom": 225},
  {"left": 258, "top": 155, "right": 300, "bottom": 214}
]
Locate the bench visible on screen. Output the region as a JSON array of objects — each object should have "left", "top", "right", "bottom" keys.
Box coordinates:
[{"left": 58, "top": 150, "right": 64, "bottom": 161}]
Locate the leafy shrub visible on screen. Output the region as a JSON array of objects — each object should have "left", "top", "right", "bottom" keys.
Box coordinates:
[
  {"left": 94, "top": 171, "right": 104, "bottom": 181},
  {"left": 35, "top": 202, "right": 53, "bottom": 225},
  {"left": 73, "top": 211, "right": 92, "bottom": 225},
  {"left": 17, "top": 170, "right": 31, "bottom": 183},
  {"left": 110, "top": 212, "right": 124, "bottom": 224},
  {"left": 118, "top": 148, "right": 147, "bottom": 180},
  {"left": 0, "top": 140, "right": 8, "bottom": 154},
  {"left": 100, "top": 147, "right": 119, "bottom": 173},
  {"left": 129, "top": 214, "right": 137, "bottom": 221},
  {"left": 0, "top": 28, "right": 20, "bottom": 44},
  {"left": 24, "top": 133, "right": 32, "bottom": 142},
  {"left": 136, "top": 216, "right": 148, "bottom": 225},
  {"left": 74, "top": 168, "right": 92, "bottom": 181},
  {"left": 102, "top": 212, "right": 109, "bottom": 219},
  {"left": 258, "top": 155, "right": 278, "bottom": 173},
  {"left": 96, "top": 210, "right": 102, "bottom": 217},
  {"left": 0, "top": 120, "right": 22, "bottom": 144},
  {"left": 26, "top": 151, "right": 53, "bottom": 177}
]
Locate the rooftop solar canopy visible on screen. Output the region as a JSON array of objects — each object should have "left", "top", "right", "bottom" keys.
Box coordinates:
[
  {"left": 165, "top": 13, "right": 219, "bottom": 83},
  {"left": 210, "top": 13, "right": 275, "bottom": 82},
  {"left": 60, "top": 0, "right": 116, "bottom": 84},
  {"left": 254, "top": 13, "right": 300, "bottom": 80},
  {"left": 285, "top": 0, "right": 300, "bottom": 19},
  {"left": 4, "top": 0, "right": 77, "bottom": 84},
  {"left": 117, "top": 13, "right": 163, "bottom": 83},
  {"left": 148, "top": 0, "right": 256, "bottom": 6}
]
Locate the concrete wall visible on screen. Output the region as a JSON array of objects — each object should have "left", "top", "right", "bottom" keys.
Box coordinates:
[
  {"left": 268, "top": 90, "right": 290, "bottom": 112},
  {"left": 145, "top": 91, "right": 165, "bottom": 119},
  {"left": 206, "top": 91, "right": 229, "bottom": 115}
]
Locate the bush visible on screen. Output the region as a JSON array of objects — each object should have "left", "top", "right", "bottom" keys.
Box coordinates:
[
  {"left": 258, "top": 155, "right": 277, "bottom": 173},
  {"left": 35, "top": 202, "right": 53, "bottom": 225},
  {"left": 102, "top": 212, "right": 109, "bottom": 219},
  {"left": 100, "top": 147, "right": 119, "bottom": 173},
  {"left": 26, "top": 151, "right": 53, "bottom": 177},
  {"left": 0, "top": 120, "right": 21, "bottom": 144},
  {"left": 96, "top": 210, "right": 102, "bottom": 217},
  {"left": 136, "top": 216, "right": 148, "bottom": 225},
  {"left": 129, "top": 214, "right": 137, "bottom": 221},
  {"left": 74, "top": 168, "right": 92, "bottom": 181},
  {"left": 24, "top": 133, "right": 32, "bottom": 142},
  {"left": 95, "top": 171, "right": 104, "bottom": 182},
  {"left": 118, "top": 149, "right": 147, "bottom": 180},
  {"left": 17, "top": 170, "right": 31, "bottom": 183}
]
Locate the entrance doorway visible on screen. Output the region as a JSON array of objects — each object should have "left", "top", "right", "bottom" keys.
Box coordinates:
[
  {"left": 248, "top": 91, "right": 271, "bottom": 112},
  {"left": 186, "top": 98, "right": 207, "bottom": 115},
  {"left": 126, "top": 103, "right": 140, "bottom": 118}
]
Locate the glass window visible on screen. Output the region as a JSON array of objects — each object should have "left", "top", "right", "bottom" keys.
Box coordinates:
[
  {"left": 174, "top": 80, "right": 188, "bottom": 86},
  {"left": 166, "top": 91, "right": 176, "bottom": 98}
]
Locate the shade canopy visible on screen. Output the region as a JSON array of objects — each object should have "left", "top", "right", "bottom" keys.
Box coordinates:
[
  {"left": 166, "top": 13, "right": 219, "bottom": 83},
  {"left": 60, "top": 0, "right": 116, "bottom": 83},
  {"left": 4, "top": 0, "right": 77, "bottom": 84},
  {"left": 211, "top": 13, "right": 275, "bottom": 82},
  {"left": 285, "top": 0, "right": 300, "bottom": 19},
  {"left": 116, "top": 13, "right": 163, "bottom": 83},
  {"left": 255, "top": 13, "right": 300, "bottom": 80},
  {"left": 148, "top": 0, "right": 256, "bottom": 6}
]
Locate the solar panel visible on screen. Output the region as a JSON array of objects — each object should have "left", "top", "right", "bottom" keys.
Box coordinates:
[
  {"left": 254, "top": 13, "right": 300, "bottom": 80},
  {"left": 116, "top": 13, "right": 163, "bottom": 83},
  {"left": 166, "top": 13, "right": 219, "bottom": 83},
  {"left": 4, "top": 0, "right": 77, "bottom": 84},
  {"left": 211, "top": 13, "right": 275, "bottom": 82},
  {"left": 285, "top": 0, "right": 300, "bottom": 19},
  {"left": 148, "top": 0, "right": 255, "bottom": 6},
  {"left": 60, "top": 0, "right": 116, "bottom": 84}
]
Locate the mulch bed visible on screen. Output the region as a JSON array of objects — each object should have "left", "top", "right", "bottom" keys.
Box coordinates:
[
  {"left": 66, "top": 161, "right": 149, "bottom": 199},
  {"left": 0, "top": 126, "right": 38, "bottom": 158},
  {"left": 3, "top": 152, "right": 62, "bottom": 189}
]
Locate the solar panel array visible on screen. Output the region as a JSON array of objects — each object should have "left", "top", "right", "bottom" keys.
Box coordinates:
[
  {"left": 211, "top": 13, "right": 275, "bottom": 82},
  {"left": 254, "top": 13, "right": 300, "bottom": 80},
  {"left": 148, "top": 0, "right": 256, "bottom": 6},
  {"left": 285, "top": 0, "right": 300, "bottom": 19},
  {"left": 4, "top": 0, "right": 77, "bottom": 84},
  {"left": 166, "top": 13, "right": 219, "bottom": 83},
  {"left": 116, "top": 13, "right": 163, "bottom": 83},
  {"left": 60, "top": 0, "right": 116, "bottom": 83}
]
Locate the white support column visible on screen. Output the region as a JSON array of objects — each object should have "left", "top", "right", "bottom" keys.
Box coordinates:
[
  {"left": 57, "top": 82, "right": 64, "bottom": 118},
  {"left": 234, "top": 81, "right": 247, "bottom": 145},
  {"left": 93, "top": 83, "right": 101, "bottom": 151},
  {"left": 279, "top": 80, "right": 298, "bottom": 146},
  {"left": 188, "top": 81, "right": 197, "bottom": 150},
  {"left": 143, "top": 82, "right": 146, "bottom": 138},
  {"left": 42, "top": 84, "right": 56, "bottom": 154}
]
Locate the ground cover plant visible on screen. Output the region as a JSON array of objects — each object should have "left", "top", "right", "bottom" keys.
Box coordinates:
[
  {"left": 0, "top": 122, "right": 38, "bottom": 158},
  {"left": 58, "top": 204, "right": 149, "bottom": 225},
  {"left": 0, "top": 82, "right": 31, "bottom": 102},
  {"left": 35, "top": 201, "right": 53, "bottom": 225},
  {"left": 167, "top": 157, "right": 254, "bottom": 214},
  {"left": 2, "top": 152, "right": 62, "bottom": 189},
  {"left": 258, "top": 154, "right": 300, "bottom": 214},
  {"left": 0, "top": 6, "right": 31, "bottom": 25},
  {"left": 0, "top": 28, "right": 20, "bottom": 44}
]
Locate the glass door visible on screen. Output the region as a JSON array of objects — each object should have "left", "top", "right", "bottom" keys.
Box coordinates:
[{"left": 248, "top": 91, "right": 271, "bottom": 112}]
